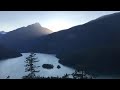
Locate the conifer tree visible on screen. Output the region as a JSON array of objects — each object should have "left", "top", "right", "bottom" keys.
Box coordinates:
[{"left": 23, "top": 52, "right": 40, "bottom": 79}]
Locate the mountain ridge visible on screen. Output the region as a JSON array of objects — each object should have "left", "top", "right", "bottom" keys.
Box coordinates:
[
  {"left": 0, "top": 22, "right": 53, "bottom": 52},
  {"left": 28, "top": 12, "right": 120, "bottom": 74}
]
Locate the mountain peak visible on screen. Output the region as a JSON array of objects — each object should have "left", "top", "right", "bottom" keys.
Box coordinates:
[
  {"left": 33, "top": 22, "right": 41, "bottom": 26},
  {"left": 27, "top": 22, "right": 41, "bottom": 28}
]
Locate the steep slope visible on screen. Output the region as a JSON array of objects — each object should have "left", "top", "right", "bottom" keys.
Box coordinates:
[
  {"left": 31, "top": 12, "right": 120, "bottom": 74},
  {"left": 0, "top": 45, "right": 22, "bottom": 60},
  {"left": 0, "top": 23, "right": 53, "bottom": 52},
  {"left": 57, "top": 12, "right": 120, "bottom": 74}
]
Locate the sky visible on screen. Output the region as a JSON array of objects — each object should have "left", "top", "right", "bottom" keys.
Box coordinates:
[{"left": 0, "top": 11, "right": 120, "bottom": 32}]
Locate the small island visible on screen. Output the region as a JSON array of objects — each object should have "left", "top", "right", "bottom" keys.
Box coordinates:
[
  {"left": 57, "top": 65, "right": 61, "bottom": 69},
  {"left": 42, "top": 64, "right": 54, "bottom": 69}
]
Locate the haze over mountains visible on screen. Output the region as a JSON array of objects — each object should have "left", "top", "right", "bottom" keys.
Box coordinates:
[
  {"left": 1, "top": 12, "right": 120, "bottom": 74},
  {"left": 0, "top": 23, "right": 53, "bottom": 52}
]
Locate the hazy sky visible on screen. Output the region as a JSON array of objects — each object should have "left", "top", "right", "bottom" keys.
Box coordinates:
[{"left": 0, "top": 11, "right": 120, "bottom": 32}]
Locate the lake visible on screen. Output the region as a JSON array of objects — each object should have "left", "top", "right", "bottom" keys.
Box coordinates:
[
  {"left": 0, "top": 53, "right": 120, "bottom": 79},
  {"left": 0, "top": 53, "right": 74, "bottom": 79}
]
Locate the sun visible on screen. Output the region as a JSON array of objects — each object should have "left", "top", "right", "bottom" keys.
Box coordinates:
[{"left": 44, "top": 20, "right": 72, "bottom": 32}]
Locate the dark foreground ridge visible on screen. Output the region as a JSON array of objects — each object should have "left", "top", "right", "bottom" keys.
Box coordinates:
[{"left": 29, "top": 12, "right": 120, "bottom": 75}]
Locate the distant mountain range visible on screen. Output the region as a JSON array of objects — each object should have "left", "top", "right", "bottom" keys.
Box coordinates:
[
  {"left": 0, "top": 23, "right": 53, "bottom": 52},
  {"left": 0, "top": 23, "right": 52, "bottom": 59},
  {"left": 1, "top": 12, "right": 120, "bottom": 74}
]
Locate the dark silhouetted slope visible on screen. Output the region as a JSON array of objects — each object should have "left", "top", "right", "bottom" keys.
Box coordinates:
[
  {"left": 0, "top": 31, "right": 6, "bottom": 38},
  {"left": 30, "top": 12, "right": 120, "bottom": 74},
  {"left": 0, "top": 23, "right": 53, "bottom": 52},
  {"left": 0, "top": 45, "right": 22, "bottom": 60}
]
